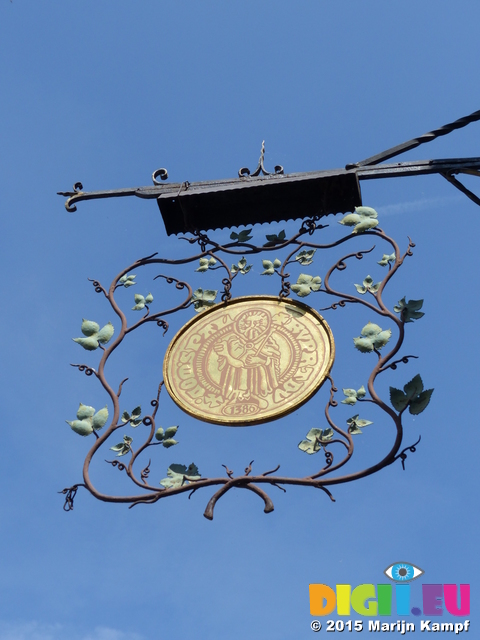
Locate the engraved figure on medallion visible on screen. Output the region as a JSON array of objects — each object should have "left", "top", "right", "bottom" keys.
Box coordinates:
[
  {"left": 212, "top": 309, "right": 281, "bottom": 415},
  {"left": 164, "top": 297, "right": 334, "bottom": 426}
]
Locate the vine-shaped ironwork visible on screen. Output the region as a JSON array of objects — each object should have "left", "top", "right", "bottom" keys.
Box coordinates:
[{"left": 62, "top": 206, "right": 433, "bottom": 519}]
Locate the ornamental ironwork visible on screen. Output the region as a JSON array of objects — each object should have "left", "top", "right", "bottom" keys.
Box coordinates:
[{"left": 58, "top": 110, "right": 480, "bottom": 519}]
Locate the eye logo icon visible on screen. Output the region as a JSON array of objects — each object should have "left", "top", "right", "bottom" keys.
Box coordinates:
[{"left": 384, "top": 562, "right": 424, "bottom": 582}]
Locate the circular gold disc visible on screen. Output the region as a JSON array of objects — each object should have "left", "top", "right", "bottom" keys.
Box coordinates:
[{"left": 163, "top": 296, "right": 335, "bottom": 426}]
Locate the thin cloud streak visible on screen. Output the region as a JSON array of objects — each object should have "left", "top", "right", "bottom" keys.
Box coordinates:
[
  {"left": 378, "top": 194, "right": 462, "bottom": 216},
  {"left": 0, "top": 622, "right": 144, "bottom": 640}
]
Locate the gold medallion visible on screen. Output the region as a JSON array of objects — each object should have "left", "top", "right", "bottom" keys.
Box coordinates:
[{"left": 163, "top": 296, "right": 335, "bottom": 426}]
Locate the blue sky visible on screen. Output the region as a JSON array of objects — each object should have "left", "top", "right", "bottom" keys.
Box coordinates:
[{"left": 1, "top": 2, "right": 479, "bottom": 639}]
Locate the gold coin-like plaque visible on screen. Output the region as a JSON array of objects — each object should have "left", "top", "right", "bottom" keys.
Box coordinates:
[{"left": 163, "top": 296, "right": 335, "bottom": 426}]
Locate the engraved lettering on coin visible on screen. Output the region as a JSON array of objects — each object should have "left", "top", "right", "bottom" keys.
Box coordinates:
[{"left": 163, "top": 297, "right": 335, "bottom": 426}]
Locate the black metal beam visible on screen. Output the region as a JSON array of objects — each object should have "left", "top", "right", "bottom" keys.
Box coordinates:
[{"left": 58, "top": 157, "right": 480, "bottom": 235}]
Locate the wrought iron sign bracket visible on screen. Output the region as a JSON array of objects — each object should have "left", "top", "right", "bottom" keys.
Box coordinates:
[
  {"left": 58, "top": 110, "right": 478, "bottom": 518},
  {"left": 58, "top": 109, "right": 480, "bottom": 235}
]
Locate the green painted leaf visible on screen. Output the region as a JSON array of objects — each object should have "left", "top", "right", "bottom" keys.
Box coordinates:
[
  {"left": 67, "top": 419, "right": 94, "bottom": 437},
  {"left": 404, "top": 374, "right": 424, "bottom": 400},
  {"left": 295, "top": 249, "right": 316, "bottom": 266},
  {"left": 110, "top": 442, "right": 124, "bottom": 452},
  {"left": 81, "top": 319, "right": 100, "bottom": 337},
  {"left": 291, "top": 274, "right": 322, "bottom": 297},
  {"left": 356, "top": 418, "right": 373, "bottom": 427},
  {"left": 357, "top": 385, "right": 366, "bottom": 399},
  {"left": 162, "top": 438, "right": 178, "bottom": 448},
  {"left": 353, "top": 337, "right": 374, "bottom": 353},
  {"left": 341, "top": 388, "right": 358, "bottom": 405},
  {"left": 92, "top": 406, "right": 109, "bottom": 430},
  {"left": 231, "top": 257, "right": 253, "bottom": 275},
  {"left": 77, "top": 403, "right": 95, "bottom": 420},
  {"left": 390, "top": 375, "right": 433, "bottom": 415},
  {"left": 298, "top": 427, "right": 332, "bottom": 454},
  {"left": 378, "top": 252, "right": 396, "bottom": 267},
  {"left": 196, "top": 258, "right": 211, "bottom": 272},
  {"left": 298, "top": 439, "right": 319, "bottom": 454},
  {"left": 73, "top": 337, "right": 99, "bottom": 351},
  {"left": 354, "top": 284, "right": 367, "bottom": 294},
  {"left": 390, "top": 387, "right": 409, "bottom": 412},
  {"left": 372, "top": 329, "right": 392, "bottom": 349},
  {"left": 261, "top": 260, "right": 273, "bottom": 275},
  {"left": 339, "top": 206, "right": 379, "bottom": 234},
  {"left": 96, "top": 322, "right": 114, "bottom": 344},
  {"left": 355, "top": 206, "right": 378, "bottom": 217},
  {"left": 130, "top": 418, "right": 142, "bottom": 427},
  {"left": 131, "top": 406, "right": 141, "bottom": 418},
  {"left": 348, "top": 423, "right": 362, "bottom": 435},
  {"left": 356, "top": 275, "right": 383, "bottom": 294},
  {"left": 361, "top": 322, "right": 382, "bottom": 338},
  {"left": 132, "top": 294, "right": 145, "bottom": 311},
  {"left": 354, "top": 322, "right": 391, "bottom": 353},
  {"left": 353, "top": 218, "right": 379, "bottom": 233},
  {"left": 192, "top": 288, "right": 218, "bottom": 312},
  {"left": 347, "top": 414, "right": 373, "bottom": 434},
  {"left": 265, "top": 230, "right": 286, "bottom": 243},
  {"left": 122, "top": 275, "right": 136, "bottom": 288},
  {"left": 145, "top": 293, "right": 154, "bottom": 304},
  {"left": 202, "top": 289, "right": 217, "bottom": 301},
  {"left": 169, "top": 463, "right": 187, "bottom": 475},
  {"left": 394, "top": 297, "right": 425, "bottom": 323},
  {"left": 185, "top": 463, "right": 200, "bottom": 477},
  {"left": 409, "top": 388, "right": 434, "bottom": 415},
  {"left": 338, "top": 213, "right": 361, "bottom": 227},
  {"left": 155, "top": 427, "right": 165, "bottom": 441},
  {"left": 237, "top": 229, "right": 253, "bottom": 242},
  {"left": 121, "top": 410, "right": 130, "bottom": 423},
  {"left": 160, "top": 463, "right": 201, "bottom": 488},
  {"left": 123, "top": 436, "right": 133, "bottom": 444},
  {"left": 164, "top": 426, "right": 178, "bottom": 438}
]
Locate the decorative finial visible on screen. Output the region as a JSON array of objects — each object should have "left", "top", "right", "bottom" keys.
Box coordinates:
[{"left": 238, "top": 141, "right": 284, "bottom": 178}]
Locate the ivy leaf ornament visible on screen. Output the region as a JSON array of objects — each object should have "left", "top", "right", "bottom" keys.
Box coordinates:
[
  {"left": 347, "top": 415, "right": 373, "bottom": 435},
  {"left": 378, "top": 252, "right": 396, "bottom": 267},
  {"left": 298, "top": 427, "right": 334, "bottom": 454},
  {"left": 341, "top": 386, "right": 366, "bottom": 405},
  {"left": 394, "top": 297, "right": 425, "bottom": 323},
  {"left": 265, "top": 230, "right": 286, "bottom": 245},
  {"left": 196, "top": 257, "right": 217, "bottom": 272},
  {"left": 119, "top": 274, "right": 136, "bottom": 288},
  {"left": 354, "top": 275, "right": 381, "bottom": 295},
  {"left": 291, "top": 274, "right": 322, "bottom": 297},
  {"left": 191, "top": 288, "right": 218, "bottom": 312},
  {"left": 338, "top": 206, "right": 379, "bottom": 234},
  {"left": 390, "top": 374, "right": 434, "bottom": 415},
  {"left": 295, "top": 249, "right": 316, "bottom": 266},
  {"left": 73, "top": 319, "right": 114, "bottom": 351},
  {"left": 231, "top": 257, "right": 253, "bottom": 275},
  {"left": 353, "top": 322, "right": 391, "bottom": 353},
  {"left": 260, "top": 258, "right": 282, "bottom": 275},
  {"left": 160, "top": 463, "right": 201, "bottom": 488},
  {"left": 230, "top": 229, "right": 253, "bottom": 243},
  {"left": 110, "top": 435, "right": 133, "bottom": 457}
]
